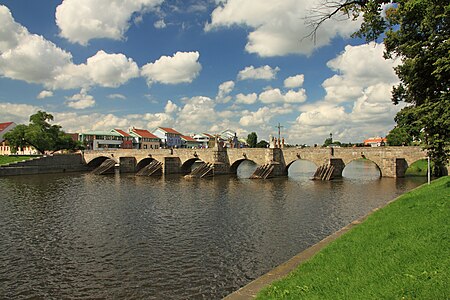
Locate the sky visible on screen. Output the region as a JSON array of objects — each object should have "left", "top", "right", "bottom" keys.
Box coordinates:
[{"left": 0, "top": 0, "right": 403, "bottom": 145}]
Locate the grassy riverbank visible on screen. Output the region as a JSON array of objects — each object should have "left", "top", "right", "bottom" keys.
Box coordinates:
[
  {"left": 405, "top": 159, "right": 433, "bottom": 176},
  {"left": 0, "top": 155, "right": 35, "bottom": 165},
  {"left": 257, "top": 176, "right": 449, "bottom": 299}
]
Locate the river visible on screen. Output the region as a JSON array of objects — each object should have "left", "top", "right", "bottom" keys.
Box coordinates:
[{"left": 0, "top": 160, "right": 426, "bottom": 299}]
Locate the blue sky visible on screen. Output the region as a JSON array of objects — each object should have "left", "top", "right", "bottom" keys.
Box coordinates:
[{"left": 0, "top": 0, "right": 402, "bottom": 145}]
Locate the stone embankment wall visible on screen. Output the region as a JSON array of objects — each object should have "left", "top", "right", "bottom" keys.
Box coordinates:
[{"left": 0, "top": 154, "right": 89, "bottom": 176}]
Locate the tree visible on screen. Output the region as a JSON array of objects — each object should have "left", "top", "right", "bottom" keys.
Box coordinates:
[
  {"left": 256, "top": 140, "right": 269, "bottom": 148},
  {"left": 4, "top": 111, "right": 80, "bottom": 154},
  {"left": 386, "top": 126, "right": 412, "bottom": 146},
  {"left": 309, "top": 0, "right": 450, "bottom": 175},
  {"left": 247, "top": 132, "right": 258, "bottom": 148}
]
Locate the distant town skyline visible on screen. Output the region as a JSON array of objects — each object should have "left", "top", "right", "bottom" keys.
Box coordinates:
[{"left": 0, "top": 0, "right": 403, "bottom": 145}]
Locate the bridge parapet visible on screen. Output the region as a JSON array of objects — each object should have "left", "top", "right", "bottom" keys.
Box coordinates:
[{"left": 82, "top": 146, "right": 427, "bottom": 178}]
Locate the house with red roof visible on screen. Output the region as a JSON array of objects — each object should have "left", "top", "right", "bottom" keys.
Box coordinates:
[
  {"left": 129, "top": 128, "right": 161, "bottom": 149},
  {"left": 111, "top": 129, "right": 133, "bottom": 149},
  {"left": 364, "top": 137, "right": 387, "bottom": 147},
  {"left": 152, "top": 127, "right": 183, "bottom": 148},
  {"left": 180, "top": 135, "right": 200, "bottom": 148}
]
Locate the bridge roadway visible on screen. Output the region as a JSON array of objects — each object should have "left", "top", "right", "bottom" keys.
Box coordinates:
[{"left": 82, "top": 146, "right": 427, "bottom": 178}]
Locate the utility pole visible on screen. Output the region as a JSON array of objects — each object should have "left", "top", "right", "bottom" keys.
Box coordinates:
[{"left": 275, "top": 123, "right": 284, "bottom": 141}]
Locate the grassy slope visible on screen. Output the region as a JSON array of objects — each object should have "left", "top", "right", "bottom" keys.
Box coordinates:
[
  {"left": 258, "top": 177, "right": 450, "bottom": 299},
  {"left": 405, "top": 159, "right": 433, "bottom": 176},
  {"left": 0, "top": 155, "right": 34, "bottom": 165}
]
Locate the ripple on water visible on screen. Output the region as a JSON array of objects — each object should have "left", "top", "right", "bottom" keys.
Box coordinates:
[{"left": 0, "top": 167, "right": 426, "bottom": 299}]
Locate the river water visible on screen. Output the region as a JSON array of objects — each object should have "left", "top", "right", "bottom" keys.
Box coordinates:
[{"left": 0, "top": 160, "right": 426, "bottom": 299}]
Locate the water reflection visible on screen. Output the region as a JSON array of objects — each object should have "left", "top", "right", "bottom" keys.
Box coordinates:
[
  {"left": 0, "top": 171, "right": 426, "bottom": 299},
  {"left": 288, "top": 160, "right": 317, "bottom": 180},
  {"left": 343, "top": 159, "right": 381, "bottom": 180},
  {"left": 236, "top": 160, "right": 258, "bottom": 178}
]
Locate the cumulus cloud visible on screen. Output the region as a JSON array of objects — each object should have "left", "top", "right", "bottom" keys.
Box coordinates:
[
  {"left": 239, "top": 106, "right": 291, "bottom": 127},
  {"left": 235, "top": 93, "right": 257, "bottom": 104},
  {"left": 216, "top": 80, "right": 235, "bottom": 103},
  {"left": 0, "top": 6, "right": 140, "bottom": 91},
  {"left": 56, "top": 0, "right": 163, "bottom": 45},
  {"left": 206, "top": 0, "right": 361, "bottom": 57},
  {"left": 289, "top": 43, "right": 401, "bottom": 145},
  {"left": 37, "top": 90, "right": 54, "bottom": 99},
  {"left": 65, "top": 89, "right": 95, "bottom": 109},
  {"left": 237, "top": 65, "right": 279, "bottom": 80},
  {"left": 141, "top": 51, "right": 202, "bottom": 85},
  {"left": 284, "top": 74, "right": 304, "bottom": 88},
  {"left": 259, "top": 88, "right": 307, "bottom": 104},
  {"left": 0, "top": 102, "right": 42, "bottom": 123},
  {"left": 164, "top": 100, "right": 179, "bottom": 114}
]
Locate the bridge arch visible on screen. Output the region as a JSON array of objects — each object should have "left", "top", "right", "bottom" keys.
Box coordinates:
[
  {"left": 136, "top": 157, "right": 158, "bottom": 172},
  {"left": 285, "top": 159, "right": 318, "bottom": 177},
  {"left": 181, "top": 157, "right": 203, "bottom": 173},
  {"left": 342, "top": 158, "right": 381, "bottom": 178},
  {"left": 87, "top": 156, "right": 118, "bottom": 168},
  {"left": 230, "top": 158, "right": 258, "bottom": 174}
]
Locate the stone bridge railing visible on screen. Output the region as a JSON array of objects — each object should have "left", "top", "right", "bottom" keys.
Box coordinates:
[{"left": 82, "top": 146, "right": 427, "bottom": 178}]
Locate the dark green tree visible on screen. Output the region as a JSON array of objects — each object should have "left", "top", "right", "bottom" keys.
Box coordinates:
[
  {"left": 323, "top": 137, "right": 333, "bottom": 147},
  {"left": 310, "top": 0, "right": 450, "bottom": 175},
  {"left": 256, "top": 140, "right": 269, "bottom": 148},
  {"left": 247, "top": 132, "right": 258, "bottom": 148},
  {"left": 4, "top": 111, "right": 80, "bottom": 154},
  {"left": 386, "top": 126, "right": 412, "bottom": 146}
]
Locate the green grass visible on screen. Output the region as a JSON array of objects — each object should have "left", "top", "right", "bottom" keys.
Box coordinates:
[
  {"left": 257, "top": 177, "right": 450, "bottom": 299},
  {"left": 406, "top": 159, "right": 434, "bottom": 176},
  {"left": 0, "top": 155, "right": 35, "bottom": 165}
]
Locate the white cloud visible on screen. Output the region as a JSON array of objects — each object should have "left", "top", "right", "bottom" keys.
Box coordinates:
[
  {"left": 284, "top": 74, "right": 304, "bottom": 88},
  {"left": 289, "top": 43, "right": 401, "bottom": 145},
  {"left": 206, "top": 0, "right": 361, "bottom": 57},
  {"left": 0, "top": 6, "right": 140, "bottom": 91},
  {"left": 37, "top": 90, "right": 54, "bottom": 99},
  {"left": 141, "top": 51, "right": 202, "bottom": 85},
  {"left": 154, "top": 19, "right": 166, "bottom": 29},
  {"left": 164, "top": 100, "right": 179, "bottom": 114},
  {"left": 108, "top": 93, "right": 127, "bottom": 100},
  {"left": 85, "top": 51, "right": 140, "bottom": 88},
  {"left": 175, "top": 96, "right": 217, "bottom": 131},
  {"left": 55, "top": 0, "right": 163, "bottom": 45},
  {"left": 235, "top": 93, "right": 257, "bottom": 104},
  {"left": 0, "top": 102, "right": 42, "bottom": 124},
  {"left": 237, "top": 65, "right": 279, "bottom": 80},
  {"left": 239, "top": 106, "right": 291, "bottom": 127},
  {"left": 65, "top": 89, "right": 95, "bottom": 109},
  {"left": 259, "top": 88, "right": 307, "bottom": 104},
  {"left": 216, "top": 80, "right": 235, "bottom": 103}
]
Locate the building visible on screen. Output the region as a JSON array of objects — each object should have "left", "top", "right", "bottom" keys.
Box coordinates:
[
  {"left": 364, "top": 137, "right": 387, "bottom": 147},
  {"left": 129, "top": 128, "right": 160, "bottom": 149},
  {"left": 181, "top": 135, "right": 200, "bottom": 148},
  {"left": 111, "top": 129, "right": 133, "bottom": 149},
  {"left": 152, "top": 127, "right": 182, "bottom": 148},
  {"left": 192, "top": 133, "right": 211, "bottom": 148},
  {"left": 79, "top": 131, "right": 124, "bottom": 150},
  {"left": 0, "top": 122, "right": 37, "bottom": 155}
]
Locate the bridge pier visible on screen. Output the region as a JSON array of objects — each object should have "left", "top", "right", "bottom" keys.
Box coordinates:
[
  {"left": 382, "top": 158, "right": 408, "bottom": 178},
  {"left": 119, "top": 157, "right": 136, "bottom": 173},
  {"left": 328, "top": 158, "right": 345, "bottom": 179},
  {"left": 163, "top": 157, "right": 182, "bottom": 174},
  {"left": 265, "top": 148, "right": 288, "bottom": 177}
]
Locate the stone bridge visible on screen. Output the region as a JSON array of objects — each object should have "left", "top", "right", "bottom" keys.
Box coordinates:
[{"left": 82, "top": 146, "right": 427, "bottom": 178}]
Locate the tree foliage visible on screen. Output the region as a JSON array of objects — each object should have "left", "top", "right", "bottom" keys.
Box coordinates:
[
  {"left": 310, "top": 0, "right": 450, "bottom": 175},
  {"left": 386, "top": 126, "right": 412, "bottom": 146},
  {"left": 247, "top": 132, "right": 258, "bottom": 148},
  {"left": 4, "top": 111, "right": 80, "bottom": 154},
  {"left": 256, "top": 140, "right": 269, "bottom": 148}
]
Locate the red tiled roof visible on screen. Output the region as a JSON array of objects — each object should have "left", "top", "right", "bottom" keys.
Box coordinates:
[
  {"left": 181, "top": 135, "right": 197, "bottom": 142},
  {"left": 364, "top": 137, "right": 387, "bottom": 144},
  {"left": 114, "top": 129, "right": 130, "bottom": 137},
  {"left": 159, "top": 127, "right": 182, "bottom": 135},
  {"left": 132, "top": 128, "right": 159, "bottom": 139},
  {"left": 0, "top": 122, "right": 14, "bottom": 133}
]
